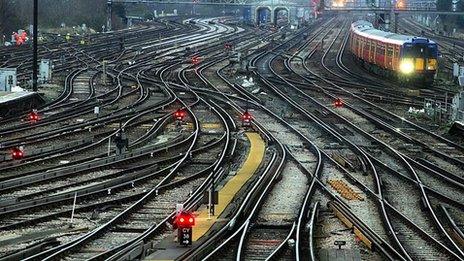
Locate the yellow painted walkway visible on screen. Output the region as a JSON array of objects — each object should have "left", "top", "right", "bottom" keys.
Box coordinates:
[{"left": 192, "top": 132, "right": 265, "bottom": 241}]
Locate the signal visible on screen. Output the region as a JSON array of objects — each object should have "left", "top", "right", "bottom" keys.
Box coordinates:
[
  {"left": 176, "top": 211, "right": 195, "bottom": 227},
  {"left": 29, "top": 111, "right": 39, "bottom": 122},
  {"left": 333, "top": 98, "right": 344, "bottom": 108},
  {"left": 224, "top": 43, "right": 233, "bottom": 50},
  {"left": 13, "top": 31, "right": 28, "bottom": 46},
  {"left": 11, "top": 147, "right": 24, "bottom": 160},
  {"left": 241, "top": 110, "right": 252, "bottom": 127},
  {"left": 174, "top": 109, "right": 186, "bottom": 121},
  {"left": 191, "top": 56, "right": 200, "bottom": 65},
  {"left": 175, "top": 211, "right": 195, "bottom": 246}
]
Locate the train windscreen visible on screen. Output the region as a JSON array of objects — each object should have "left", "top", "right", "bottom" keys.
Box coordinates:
[{"left": 402, "top": 43, "right": 438, "bottom": 58}]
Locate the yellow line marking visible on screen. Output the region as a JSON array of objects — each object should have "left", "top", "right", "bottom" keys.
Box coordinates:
[
  {"left": 186, "top": 122, "right": 221, "bottom": 129},
  {"left": 192, "top": 132, "right": 265, "bottom": 241}
]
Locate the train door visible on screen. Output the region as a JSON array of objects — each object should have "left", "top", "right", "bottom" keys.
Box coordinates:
[
  {"left": 392, "top": 46, "right": 400, "bottom": 70},
  {"left": 357, "top": 36, "right": 362, "bottom": 57},
  {"left": 386, "top": 44, "right": 394, "bottom": 70},
  {"left": 368, "top": 39, "right": 373, "bottom": 63},
  {"left": 360, "top": 37, "right": 365, "bottom": 59},
  {"left": 382, "top": 43, "right": 387, "bottom": 69},
  {"left": 375, "top": 41, "right": 383, "bottom": 67},
  {"left": 363, "top": 39, "right": 370, "bottom": 61}
]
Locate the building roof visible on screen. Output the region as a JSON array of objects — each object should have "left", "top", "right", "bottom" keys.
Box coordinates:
[{"left": 0, "top": 91, "right": 36, "bottom": 105}]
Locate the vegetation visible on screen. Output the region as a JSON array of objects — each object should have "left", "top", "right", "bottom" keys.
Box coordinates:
[
  {"left": 0, "top": 0, "right": 126, "bottom": 37},
  {"left": 0, "top": 1, "right": 23, "bottom": 36}
]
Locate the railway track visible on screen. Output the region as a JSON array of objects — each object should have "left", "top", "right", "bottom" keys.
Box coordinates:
[
  {"left": 1, "top": 14, "right": 463, "bottom": 261},
  {"left": 179, "top": 18, "right": 400, "bottom": 257},
  {"left": 272, "top": 15, "right": 464, "bottom": 258},
  {"left": 0, "top": 18, "right": 251, "bottom": 258}
]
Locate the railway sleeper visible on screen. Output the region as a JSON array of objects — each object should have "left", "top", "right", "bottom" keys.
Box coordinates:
[{"left": 326, "top": 200, "right": 404, "bottom": 260}]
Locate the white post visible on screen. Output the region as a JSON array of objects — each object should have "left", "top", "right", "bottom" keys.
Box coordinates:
[
  {"left": 108, "top": 137, "right": 111, "bottom": 156},
  {"left": 94, "top": 106, "right": 100, "bottom": 118},
  {"left": 208, "top": 188, "right": 212, "bottom": 219},
  {"left": 70, "top": 192, "right": 77, "bottom": 226}
]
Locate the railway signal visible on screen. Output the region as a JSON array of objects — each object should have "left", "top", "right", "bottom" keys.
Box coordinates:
[
  {"left": 29, "top": 111, "right": 39, "bottom": 122},
  {"left": 333, "top": 98, "right": 344, "bottom": 108},
  {"left": 175, "top": 211, "right": 195, "bottom": 246},
  {"left": 13, "top": 31, "right": 28, "bottom": 46},
  {"left": 11, "top": 147, "right": 24, "bottom": 160},
  {"left": 191, "top": 56, "right": 200, "bottom": 65},
  {"left": 114, "top": 130, "right": 128, "bottom": 155},
  {"left": 224, "top": 43, "right": 232, "bottom": 50},
  {"left": 174, "top": 109, "right": 186, "bottom": 121},
  {"left": 176, "top": 211, "right": 195, "bottom": 227},
  {"left": 241, "top": 110, "right": 252, "bottom": 127}
]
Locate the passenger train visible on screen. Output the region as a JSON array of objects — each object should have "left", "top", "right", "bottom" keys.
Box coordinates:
[{"left": 349, "top": 20, "right": 438, "bottom": 85}]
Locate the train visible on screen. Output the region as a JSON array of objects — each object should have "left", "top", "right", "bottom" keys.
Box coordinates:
[{"left": 349, "top": 20, "right": 438, "bottom": 85}]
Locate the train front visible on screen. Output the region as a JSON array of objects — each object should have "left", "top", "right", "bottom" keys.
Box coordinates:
[{"left": 398, "top": 38, "right": 438, "bottom": 85}]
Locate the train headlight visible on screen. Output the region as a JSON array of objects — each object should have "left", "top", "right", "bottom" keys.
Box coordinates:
[
  {"left": 400, "top": 60, "right": 414, "bottom": 74},
  {"left": 427, "top": 59, "right": 437, "bottom": 71}
]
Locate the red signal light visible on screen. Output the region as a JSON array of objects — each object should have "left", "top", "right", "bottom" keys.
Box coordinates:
[
  {"left": 174, "top": 109, "right": 186, "bottom": 121},
  {"left": 191, "top": 56, "right": 200, "bottom": 65},
  {"left": 241, "top": 110, "right": 252, "bottom": 123},
  {"left": 333, "top": 98, "right": 344, "bottom": 108},
  {"left": 29, "top": 111, "right": 39, "bottom": 122},
  {"left": 14, "top": 31, "right": 27, "bottom": 46},
  {"left": 176, "top": 211, "right": 195, "bottom": 227},
  {"left": 12, "top": 147, "right": 24, "bottom": 160}
]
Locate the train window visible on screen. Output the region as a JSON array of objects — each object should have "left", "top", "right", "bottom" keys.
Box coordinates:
[
  {"left": 376, "top": 43, "right": 385, "bottom": 55},
  {"left": 387, "top": 46, "right": 393, "bottom": 56}
]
